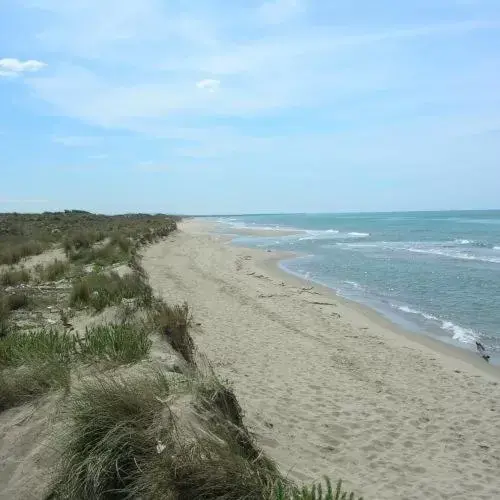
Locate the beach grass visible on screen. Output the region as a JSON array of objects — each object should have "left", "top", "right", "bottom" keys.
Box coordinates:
[
  {"left": 0, "top": 267, "right": 31, "bottom": 286},
  {"left": 49, "top": 372, "right": 174, "bottom": 499},
  {"left": 0, "top": 241, "right": 47, "bottom": 266},
  {"left": 0, "top": 296, "right": 11, "bottom": 338},
  {"left": 151, "top": 299, "right": 195, "bottom": 363},
  {"left": 36, "top": 259, "right": 70, "bottom": 282},
  {"left": 0, "top": 328, "right": 76, "bottom": 367},
  {"left": 69, "top": 271, "right": 153, "bottom": 312},
  {"left": 0, "top": 211, "right": 364, "bottom": 498},
  {"left": 49, "top": 371, "right": 283, "bottom": 500},
  {"left": 0, "top": 362, "right": 71, "bottom": 412},
  {"left": 80, "top": 323, "right": 152, "bottom": 365}
]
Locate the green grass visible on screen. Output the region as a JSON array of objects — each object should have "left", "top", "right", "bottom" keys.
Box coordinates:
[
  {"left": 0, "top": 323, "right": 152, "bottom": 369},
  {"left": 70, "top": 271, "right": 153, "bottom": 312},
  {"left": 0, "top": 323, "right": 152, "bottom": 412},
  {"left": 0, "top": 362, "right": 70, "bottom": 412},
  {"left": 80, "top": 323, "right": 152, "bottom": 365},
  {"left": 0, "top": 267, "right": 30, "bottom": 286},
  {"left": 274, "top": 478, "right": 363, "bottom": 500},
  {"left": 0, "top": 329, "right": 77, "bottom": 368},
  {"left": 151, "top": 300, "right": 194, "bottom": 363}
]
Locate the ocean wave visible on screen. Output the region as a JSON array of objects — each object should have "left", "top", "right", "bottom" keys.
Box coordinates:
[
  {"left": 339, "top": 240, "right": 500, "bottom": 264},
  {"left": 298, "top": 229, "right": 368, "bottom": 241},
  {"left": 348, "top": 232, "right": 370, "bottom": 237},
  {"left": 342, "top": 280, "right": 365, "bottom": 290},
  {"left": 217, "top": 219, "right": 298, "bottom": 233},
  {"left": 392, "top": 304, "right": 477, "bottom": 344},
  {"left": 407, "top": 247, "right": 500, "bottom": 264},
  {"left": 442, "top": 321, "right": 478, "bottom": 344}
]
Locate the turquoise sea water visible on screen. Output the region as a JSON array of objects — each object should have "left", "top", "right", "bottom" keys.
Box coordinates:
[{"left": 210, "top": 211, "right": 500, "bottom": 362}]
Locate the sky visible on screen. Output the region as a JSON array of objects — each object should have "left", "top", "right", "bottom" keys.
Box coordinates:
[{"left": 1, "top": 0, "right": 499, "bottom": 215}]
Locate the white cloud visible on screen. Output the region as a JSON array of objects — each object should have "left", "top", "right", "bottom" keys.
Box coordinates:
[
  {"left": 14, "top": 0, "right": 500, "bottom": 170},
  {"left": 0, "top": 58, "right": 47, "bottom": 77},
  {"left": 196, "top": 79, "right": 220, "bottom": 92},
  {"left": 52, "top": 135, "right": 99, "bottom": 147}
]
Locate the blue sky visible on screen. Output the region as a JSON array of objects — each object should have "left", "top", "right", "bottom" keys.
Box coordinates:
[{"left": 1, "top": 0, "right": 499, "bottom": 214}]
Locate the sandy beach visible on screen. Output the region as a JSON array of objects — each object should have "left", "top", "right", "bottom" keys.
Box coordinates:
[{"left": 143, "top": 220, "right": 500, "bottom": 500}]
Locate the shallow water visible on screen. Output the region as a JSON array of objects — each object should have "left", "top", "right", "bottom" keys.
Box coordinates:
[{"left": 209, "top": 211, "right": 500, "bottom": 360}]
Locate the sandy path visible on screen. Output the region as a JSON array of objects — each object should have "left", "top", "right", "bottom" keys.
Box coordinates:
[{"left": 142, "top": 222, "right": 500, "bottom": 499}]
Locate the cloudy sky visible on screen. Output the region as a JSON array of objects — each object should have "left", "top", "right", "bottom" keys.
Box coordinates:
[{"left": 1, "top": 0, "right": 499, "bottom": 214}]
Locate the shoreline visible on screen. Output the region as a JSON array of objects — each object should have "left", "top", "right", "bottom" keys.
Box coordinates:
[
  {"left": 260, "top": 252, "right": 500, "bottom": 379},
  {"left": 143, "top": 219, "right": 500, "bottom": 499},
  {"left": 203, "top": 220, "right": 500, "bottom": 377}
]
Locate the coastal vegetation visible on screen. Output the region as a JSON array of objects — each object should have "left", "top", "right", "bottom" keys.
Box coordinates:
[{"left": 0, "top": 211, "right": 362, "bottom": 499}]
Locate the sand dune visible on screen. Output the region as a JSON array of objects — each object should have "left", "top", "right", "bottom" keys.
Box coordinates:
[{"left": 142, "top": 220, "right": 500, "bottom": 500}]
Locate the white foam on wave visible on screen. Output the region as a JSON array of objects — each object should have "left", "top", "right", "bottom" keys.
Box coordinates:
[
  {"left": 494, "top": 246, "right": 500, "bottom": 251},
  {"left": 454, "top": 239, "right": 472, "bottom": 245},
  {"left": 348, "top": 232, "right": 370, "bottom": 237},
  {"left": 442, "top": 321, "right": 478, "bottom": 344},
  {"left": 392, "top": 304, "right": 478, "bottom": 344},
  {"left": 343, "top": 280, "right": 364, "bottom": 290},
  {"left": 216, "top": 219, "right": 299, "bottom": 233},
  {"left": 394, "top": 304, "right": 438, "bottom": 321},
  {"left": 407, "top": 247, "right": 500, "bottom": 264}
]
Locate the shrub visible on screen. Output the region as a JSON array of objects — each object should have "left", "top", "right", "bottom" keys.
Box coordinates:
[
  {"left": 110, "top": 233, "right": 135, "bottom": 253},
  {"left": 151, "top": 300, "right": 194, "bottom": 363},
  {"left": 80, "top": 323, "right": 152, "bottom": 365},
  {"left": 0, "top": 267, "right": 30, "bottom": 286},
  {"left": 68, "top": 240, "right": 133, "bottom": 267},
  {"left": 63, "top": 230, "right": 105, "bottom": 256},
  {"left": 0, "top": 362, "right": 71, "bottom": 412}
]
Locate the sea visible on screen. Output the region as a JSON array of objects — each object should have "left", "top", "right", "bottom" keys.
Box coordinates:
[{"left": 208, "top": 211, "right": 500, "bottom": 364}]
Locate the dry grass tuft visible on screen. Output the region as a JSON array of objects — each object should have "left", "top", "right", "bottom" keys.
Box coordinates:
[
  {"left": 0, "top": 267, "right": 30, "bottom": 286},
  {"left": 151, "top": 300, "right": 194, "bottom": 364}
]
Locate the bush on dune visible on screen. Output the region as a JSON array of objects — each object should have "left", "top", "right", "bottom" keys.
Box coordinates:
[{"left": 63, "top": 230, "right": 105, "bottom": 256}]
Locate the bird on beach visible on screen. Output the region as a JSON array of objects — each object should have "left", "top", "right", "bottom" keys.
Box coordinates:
[{"left": 475, "top": 341, "right": 490, "bottom": 362}]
